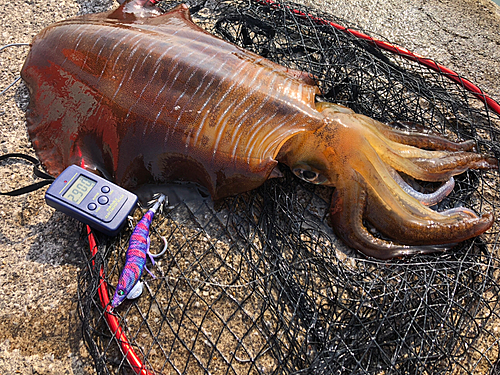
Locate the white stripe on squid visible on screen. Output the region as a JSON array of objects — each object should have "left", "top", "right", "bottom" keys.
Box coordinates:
[
  {"left": 244, "top": 110, "right": 279, "bottom": 165},
  {"left": 111, "top": 35, "right": 149, "bottom": 101},
  {"left": 149, "top": 49, "right": 191, "bottom": 132},
  {"left": 59, "top": 24, "right": 86, "bottom": 68},
  {"left": 123, "top": 39, "right": 162, "bottom": 120},
  {"left": 89, "top": 30, "right": 144, "bottom": 145},
  {"left": 214, "top": 64, "right": 267, "bottom": 159},
  {"left": 259, "top": 112, "right": 303, "bottom": 161},
  {"left": 189, "top": 57, "right": 230, "bottom": 147},
  {"left": 243, "top": 78, "right": 306, "bottom": 163},
  {"left": 80, "top": 27, "right": 104, "bottom": 72},
  {"left": 167, "top": 44, "right": 214, "bottom": 137},
  {"left": 229, "top": 70, "right": 277, "bottom": 163},
  {"left": 181, "top": 48, "right": 230, "bottom": 148},
  {"left": 211, "top": 62, "right": 253, "bottom": 161}
]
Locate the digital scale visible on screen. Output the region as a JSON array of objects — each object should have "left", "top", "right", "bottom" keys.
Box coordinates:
[{"left": 45, "top": 165, "right": 138, "bottom": 236}]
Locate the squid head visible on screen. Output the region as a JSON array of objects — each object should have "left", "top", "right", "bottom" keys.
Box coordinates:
[{"left": 277, "top": 103, "right": 497, "bottom": 259}]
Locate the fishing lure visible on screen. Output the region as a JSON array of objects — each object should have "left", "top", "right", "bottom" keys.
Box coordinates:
[{"left": 111, "top": 194, "right": 168, "bottom": 308}]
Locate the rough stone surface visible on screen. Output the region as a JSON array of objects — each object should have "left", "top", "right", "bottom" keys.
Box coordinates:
[{"left": 0, "top": 0, "right": 498, "bottom": 373}]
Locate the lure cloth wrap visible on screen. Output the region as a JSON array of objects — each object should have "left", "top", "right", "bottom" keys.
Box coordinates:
[
  {"left": 122, "top": 211, "right": 153, "bottom": 279},
  {"left": 111, "top": 210, "right": 154, "bottom": 307}
]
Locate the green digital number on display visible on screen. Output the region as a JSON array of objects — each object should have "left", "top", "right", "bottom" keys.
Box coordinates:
[{"left": 63, "top": 175, "right": 97, "bottom": 204}]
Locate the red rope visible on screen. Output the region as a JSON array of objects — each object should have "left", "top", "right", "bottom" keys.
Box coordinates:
[
  {"left": 254, "top": 0, "right": 500, "bottom": 117},
  {"left": 87, "top": 226, "right": 153, "bottom": 375}
]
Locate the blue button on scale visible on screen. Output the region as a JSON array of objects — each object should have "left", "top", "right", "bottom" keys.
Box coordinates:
[{"left": 98, "top": 195, "right": 109, "bottom": 205}]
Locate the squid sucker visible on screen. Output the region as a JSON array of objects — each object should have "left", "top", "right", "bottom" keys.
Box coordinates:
[{"left": 21, "top": 0, "right": 497, "bottom": 259}]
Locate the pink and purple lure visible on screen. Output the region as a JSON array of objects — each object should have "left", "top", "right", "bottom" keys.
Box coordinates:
[{"left": 111, "top": 194, "right": 167, "bottom": 308}]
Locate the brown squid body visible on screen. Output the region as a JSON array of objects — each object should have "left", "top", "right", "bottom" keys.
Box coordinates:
[{"left": 21, "top": 0, "right": 497, "bottom": 259}]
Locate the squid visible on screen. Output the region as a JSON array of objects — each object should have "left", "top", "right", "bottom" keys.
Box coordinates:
[{"left": 20, "top": 0, "right": 497, "bottom": 259}]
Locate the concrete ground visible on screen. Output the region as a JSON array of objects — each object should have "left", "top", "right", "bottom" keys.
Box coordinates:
[{"left": 0, "top": 0, "right": 498, "bottom": 373}]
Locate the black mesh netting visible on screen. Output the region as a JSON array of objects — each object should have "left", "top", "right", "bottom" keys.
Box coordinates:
[{"left": 77, "top": 0, "right": 500, "bottom": 374}]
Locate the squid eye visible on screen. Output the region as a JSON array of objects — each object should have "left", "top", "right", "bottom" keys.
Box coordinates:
[
  {"left": 117, "top": 290, "right": 125, "bottom": 296},
  {"left": 293, "top": 168, "right": 326, "bottom": 184},
  {"left": 301, "top": 170, "right": 317, "bottom": 181}
]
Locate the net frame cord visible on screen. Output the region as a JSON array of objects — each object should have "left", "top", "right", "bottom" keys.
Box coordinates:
[{"left": 256, "top": 0, "right": 500, "bottom": 116}]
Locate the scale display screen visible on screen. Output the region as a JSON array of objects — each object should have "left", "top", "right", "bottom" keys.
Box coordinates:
[{"left": 62, "top": 174, "right": 97, "bottom": 204}]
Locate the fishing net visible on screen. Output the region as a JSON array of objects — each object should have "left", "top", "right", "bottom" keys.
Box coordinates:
[{"left": 76, "top": 0, "right": 500, "bottom": 373}]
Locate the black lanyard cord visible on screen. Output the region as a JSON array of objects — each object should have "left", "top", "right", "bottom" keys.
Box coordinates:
[{"left": 0, "top": 153, "right": 55, "bottom": 196}]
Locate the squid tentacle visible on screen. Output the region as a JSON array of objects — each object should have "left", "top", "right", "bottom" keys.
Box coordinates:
[
  {"left": 330, "top": 136, "right": 493, "bottom": 255},
  {"left": 330, "top": 112, "right": 489, "bottom": 181},
  {"left": 409, "top": 153, "right": 498, "bottom": 174},
  {"left": 366, "top": 196, "right": 494, "bottom": 247},
  {"left": 441, "top": 206, "right": 482, "bottom": 218},
  {"left": 362, "top": 115, "right": 477, "bottom": 151},
  {"left": 367, "top": 132, "right": 496, "bottom": 182},
  {"left": 355, "top": 143, "right": 475, "bottom": 221},
  {"left": 329, "top": 179, "right": 456, "bottom": 260},
  {"left": 387, "top": 167, "right": 455, "bottom": 206},
  {"left": 352, "top": 115, "right": 498, "bottom": 182},
  {"left": 384, "top": 151, "right": 496, "bottom": 182},
  {"left": 363, "top": 167, "right": 493, "bottom": 246}
]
